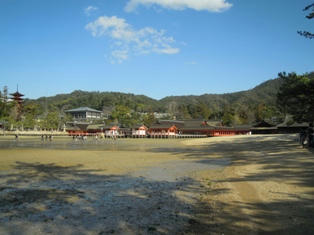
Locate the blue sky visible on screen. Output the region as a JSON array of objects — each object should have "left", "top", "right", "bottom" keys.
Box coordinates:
[{"left": 0, "top": 0, "right": 313, "bottom": 100}]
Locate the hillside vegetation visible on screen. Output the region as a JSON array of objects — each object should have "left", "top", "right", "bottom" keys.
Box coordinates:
[
  {"left": 160, "top": 76, "right": 284, "bottom": 113},
  {"left": 32, "top": 77, "right": 282, "bottom": 112},
  {"left": 26, "top": 75, "right": 286, "bottom": 125},
  {"left": 1, "top": 72, "right": 311, "bottom": 129}
]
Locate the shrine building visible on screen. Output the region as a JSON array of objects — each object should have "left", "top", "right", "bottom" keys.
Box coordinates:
[{"left": 65, "top": 107, "right": 102, "bottom": 121}]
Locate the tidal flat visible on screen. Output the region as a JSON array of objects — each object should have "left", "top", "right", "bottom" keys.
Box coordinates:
[
  {"left": 0, "top": 136, "right": 227, "bottom": 234},
  {"left": 0, "top": 135, "right": 313, "bottom": 234}
]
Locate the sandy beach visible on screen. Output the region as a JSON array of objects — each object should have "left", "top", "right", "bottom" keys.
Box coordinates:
[{"left": 0, "top": 135, "right": 313, "bottom": 234}]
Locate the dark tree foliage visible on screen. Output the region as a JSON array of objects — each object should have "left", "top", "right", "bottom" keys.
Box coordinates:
[
  {"left": 143, "top": 113, "right": 156, "bottom": 127},
  {"left": 298, "top": 3, "right": 314, "bottom": 39},
  {"left": 277, "top": 72, "right": 314, "bottom": 124},
  {"left": 222, "top": 107, "right": 234, "bottom": 126}
]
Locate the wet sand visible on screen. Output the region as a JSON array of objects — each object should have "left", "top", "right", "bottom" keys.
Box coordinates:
[{"left": 0, "top": 135, "right": 313, "bottom": 234}]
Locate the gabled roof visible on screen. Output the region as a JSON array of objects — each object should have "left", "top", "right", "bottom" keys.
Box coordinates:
[
  {"left": 65, "top": 107, "right": 102, "bottom": 113},
  {"left": 132, "top": 124, "right": 148, "bottom": 130},
  {"left": 110, "top": 126, "right": 120, "bottom": 130},
  {"left": 253, "top": 120, "right": 275, "bottom": 128}
]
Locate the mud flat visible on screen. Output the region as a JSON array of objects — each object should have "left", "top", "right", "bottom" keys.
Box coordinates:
[
  {"left": 0, "top": 137, "right": 227, "bottom": 234},
  {"left": 0, "top": 135, "right": 313, "bottom": 234}
]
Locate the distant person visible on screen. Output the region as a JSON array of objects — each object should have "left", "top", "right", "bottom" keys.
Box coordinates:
[
  {"left": 308, "top": 125, "right": 314, "bottom": 147},
  {"left": 15, "top": 134, "right": 19, "bottom": 140},
  {"left": 300, "top": 130, "right": 306, "bottom": 145},
  {"left": 302, "top": 126, "right": 314, "bottom": 148}
]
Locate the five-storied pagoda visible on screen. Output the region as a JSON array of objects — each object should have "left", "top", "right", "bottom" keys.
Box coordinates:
[{"left": 10, "top": 86, "right": 24, "bottom": 119}]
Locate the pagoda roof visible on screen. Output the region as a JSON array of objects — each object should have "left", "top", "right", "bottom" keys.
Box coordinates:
[{"left": 10, "top": 91, "right": 24, "bottom": 97}]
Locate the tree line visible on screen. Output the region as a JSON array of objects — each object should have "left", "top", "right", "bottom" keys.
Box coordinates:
[{"left": 1, "top": 71, "right": 313, "bottom": 130}]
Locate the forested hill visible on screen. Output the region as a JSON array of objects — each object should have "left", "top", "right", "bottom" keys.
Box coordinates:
[
  {"left": 160, "top": 77, "right": 284, "bottom": 110},
  {"left": 34, "top": 91, "right": 162, "bottom": 113},
  {"left": 27, "top": 72, "right": 313, "bottom": 122},
  {"left": 30, "top": 76, "right": 284, "bottom": 114}
]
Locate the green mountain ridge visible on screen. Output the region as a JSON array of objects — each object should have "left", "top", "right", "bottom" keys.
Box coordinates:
[
  {"left": 26, "top": 72, "right": 313, "bottom": 124},
  {"left": 31, "top": 77, "right": 283, "bottom": 111}
]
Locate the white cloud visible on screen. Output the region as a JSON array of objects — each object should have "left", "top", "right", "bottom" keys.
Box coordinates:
[
  {"left": 84, "top": 6, "right": 98, "bottom": 16},
  {"left": 157, "top": 47, "right": 180, "bottom": 54},
  {"left": 111, "top": 50, "right": 129, "bottom": 64},
  {"left": 85, "top": 16, "right": 179, "bottom": 63},
  {"left": 186, "top": 61, "right": 197, "bottom": 65},
  {"left": 125, "top": 0, "right": 232, "bottom": 12}
]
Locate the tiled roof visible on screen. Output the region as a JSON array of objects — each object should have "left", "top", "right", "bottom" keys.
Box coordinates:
[
  {"left": 10, "top": 91, "right": 24, "bottom": 97},
  {"left": 150, "top": 124, "right": 177, "bottom": 129},
  {"left": 65, "top": 107, "right": 102, "bottom": 113},
  {"left": 87, "top": 124, "right": 104, "bottom": 130},
  {"left": 66, "top": 126, "right": 82, "bottom": 131},
  {"left": 277, "top": 122, "right": 309, "bottom": 128},
  {"left": 157, "top": 120, "right": 185, "bottom": 128},
  {"left": 253, "top": 121, "right": 275, "bottom": 128}
]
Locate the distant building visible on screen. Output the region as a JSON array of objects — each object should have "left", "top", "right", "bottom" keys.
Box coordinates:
[
  {"left": 149, "top": 121, "right": 179, "bottom": 137},
  {"left": 153, "top": 112, "right": 171, "bottom": 119},
  {"left": 10, "top": 89, "right": 24, "bottom": 120},
  {"left": 105, "top": 126, "right": 120, "bottom": 137},
  {"left": 277, "top": 122, "right": 309, "bottom": 134},
  {"left": 65, "top": 107, "right": 102, "bottom": 121},
  {"left": 132, "top": 125, "right": 148, "bottom": 137},
  {"left": 65, "top": 118, "right": 252, "bottom": 137},
  {"left": 10, "top": 90, "right": 24, "bottom": 105},
  {"left": 250, "top": 120, "right": 277, "bottom": 134}
]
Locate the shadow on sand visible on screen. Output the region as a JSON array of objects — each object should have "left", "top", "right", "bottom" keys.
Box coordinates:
[
  {"left": 0, "top": 135, "right": 313, "bottom": 234},
  {"left": 0, "top": 161, "right": 205, "bottom": 234},
  {"left": 149, "top": 135, "right": 314, "bottom": 234}
]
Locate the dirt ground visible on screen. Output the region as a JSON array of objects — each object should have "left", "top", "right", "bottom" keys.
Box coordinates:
[
  {"left": 0, "top": 135, "right": 313, "bottom": 234},
  {"left": 185, "top": 135, "right": 314, "bottom": 235}
]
